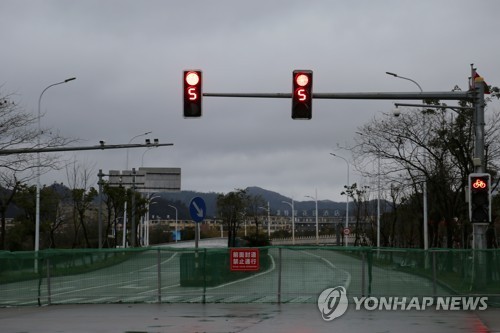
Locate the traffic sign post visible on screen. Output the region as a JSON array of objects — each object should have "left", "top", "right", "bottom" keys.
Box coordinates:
[
  {"left": 189, "top": 196, "right": 206, "bottom": 222},
  {"left": 189, "top": 197, "right": 206, "bottom": 249},
  {"left": 343, "top": 228, "right": 351, "bottom": 246}
]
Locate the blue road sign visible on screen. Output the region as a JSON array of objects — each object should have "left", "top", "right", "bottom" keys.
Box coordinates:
[{"left": 189, "top": 196, "right": 206, "bottom": 223}]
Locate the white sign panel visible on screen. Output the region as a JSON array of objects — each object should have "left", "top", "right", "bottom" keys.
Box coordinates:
[{"left": 108, "top": 167, "right": 181, "bottom": 192}]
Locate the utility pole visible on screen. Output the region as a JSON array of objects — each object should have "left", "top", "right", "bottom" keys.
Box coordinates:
[
  {"left": 98, "top": 170, "right": 104, "bottom": 249},
  {"left": 131, "top": 168, "right": 137, "bottom": 247}
]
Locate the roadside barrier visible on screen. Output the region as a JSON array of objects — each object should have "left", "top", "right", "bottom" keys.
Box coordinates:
[{"left": 0, "top": 246, "right": 498, "bottom": 306}]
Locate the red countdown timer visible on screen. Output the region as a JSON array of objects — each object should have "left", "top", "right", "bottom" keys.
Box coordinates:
[{"left": 183, "top": 70, "right": 202, "bottom": 117}]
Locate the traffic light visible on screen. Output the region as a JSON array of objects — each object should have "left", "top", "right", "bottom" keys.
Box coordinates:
[
  {"left": 292, "top": 70, "right": 313, "bottom": 119},
  {"left": 183, "top": 70, "right": 202, "bottom": 117},
  {"left": 468, "top": 173, "right": 491, "bottom": 223}
]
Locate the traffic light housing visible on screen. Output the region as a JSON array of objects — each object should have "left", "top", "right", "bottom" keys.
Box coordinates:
[
  {"left": 183, "top": 70, "right": 202, "bottom": 117},
  {"left": 468, "top": 173, "right": 491, "bottom": 223},
  {"left": 292, "top": 70, "right": 313, "bottom": 119}
]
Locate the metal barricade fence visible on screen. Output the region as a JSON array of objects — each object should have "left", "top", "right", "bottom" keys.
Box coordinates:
[{"left": 0, "top": 246, "right": 499, "bottom": 306}]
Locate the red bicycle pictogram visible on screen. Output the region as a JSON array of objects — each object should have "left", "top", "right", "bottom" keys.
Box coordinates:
[{"left": 472, "top": 178, "right": 487, "bottom": 189}]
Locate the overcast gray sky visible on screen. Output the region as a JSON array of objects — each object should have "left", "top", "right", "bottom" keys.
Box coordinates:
[{"left": 2, "top": 0, "right": 499, "bottom": 201}]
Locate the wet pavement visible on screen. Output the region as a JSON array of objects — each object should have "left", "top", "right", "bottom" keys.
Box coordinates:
[{"left": 0, "top": 303, "right": 499, "bottom": 333}]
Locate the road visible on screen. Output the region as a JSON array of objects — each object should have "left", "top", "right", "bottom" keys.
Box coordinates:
[
  {"left": 0, "top": 302, "right": 498, "bottom": 333},
  {"left": 2, "top": 240, "right": 499, "bottom": 332},
  {"left": 1, "top": 240, "right": 450, "bottom": 306}
]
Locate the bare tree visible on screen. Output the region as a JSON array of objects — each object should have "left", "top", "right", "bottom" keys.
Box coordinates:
[
  {"left": 352, "top": 101, "right": 500, "bottom": 248},
  {"left": 0, "top": 92, "right": 74, "bottom": 249},
  {"left": 217, "top": 189, "right": 248, "bottom": 247},
  {"left": 65, "top": 159, "right": 97, "bottom": 248}
]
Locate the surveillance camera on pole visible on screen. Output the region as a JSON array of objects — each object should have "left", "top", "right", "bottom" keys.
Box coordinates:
[{"left": 393, "top": 106, "right": 401, "bottom": 117}]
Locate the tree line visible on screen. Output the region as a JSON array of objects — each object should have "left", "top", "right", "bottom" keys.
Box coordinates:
[{"left": 349, "top": 96, "right": 500, "bottom": 248}]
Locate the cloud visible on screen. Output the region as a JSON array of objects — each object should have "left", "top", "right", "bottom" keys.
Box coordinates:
[{"left": 2, "top": 0, "right": 499, "bottom": 202}]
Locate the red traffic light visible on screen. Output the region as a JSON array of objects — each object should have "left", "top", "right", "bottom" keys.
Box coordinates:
[
  {"left": 185, "top": 71, "right": 200, "bottom": 86},
  {"left": 183, "top": 70, "right": 202, "bottom": 117},
  {"left": 468, "top": 173, "right": 491, "bottom": 223},
  {"left": 292, "top": 70, "right": 313, "bottom": 119},
  {"left": 295, "top": 74, "right": 309, "bottom": 87},
  {"left": 471, "top": 177, "right": 487, "bottom": 190}
]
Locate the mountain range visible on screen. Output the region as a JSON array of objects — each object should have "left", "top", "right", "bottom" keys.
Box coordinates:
[
  {"left": 5, "top": 184, "right": 384, "bottom": 221},
  {"left": 154, "top": 186, "right": 381, "bottom": 220}
]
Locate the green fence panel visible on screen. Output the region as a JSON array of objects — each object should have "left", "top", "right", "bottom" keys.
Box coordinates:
[{"left": 1, "top": 246, "right": 499, "bottom": 306}]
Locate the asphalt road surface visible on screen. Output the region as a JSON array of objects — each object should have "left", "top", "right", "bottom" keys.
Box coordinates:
[{"left": 0, "top": 303, "right": 499, "bottom": 333}]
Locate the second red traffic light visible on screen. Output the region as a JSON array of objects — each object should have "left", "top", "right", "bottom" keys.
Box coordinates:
[{"left": 292, "top": 70, "right": 313, "bottom": 119}]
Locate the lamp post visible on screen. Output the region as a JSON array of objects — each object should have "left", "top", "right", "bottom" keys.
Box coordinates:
[
  {"left": 168, "top": 205, "right": 178, "bottom": 243},
  {"left": 355, "top": 131, "right": 381, "bottom": 249},
  {"left": 282, "top": 199, "right": 295, "bottom": 245},
  {"left": 330, "top": 153, "right": 349, "bottom": 247},
  {"left": 126, "top": 131, "right": 152, "bottom": 169},
  {"left": 123, "top": 131, "right": 151, "bottom": 248},
  {"left": 258, "top": 202, "right": 271, "bottom": 238},
  {"left": 35, "top": 77, "right": 75, "bottom": 259},
  {"left": 305, "top": 189, "right": 319, "bottom": 244},
  {"left": 386, "top": 71, "right": 428, "bottom": 251},
  {"left": 141, "top": 146, "right": 154, "bottom": 166},
  {"left": 143, "top": 195, "right": 159, "bottom": 246},
  {"left": 385, "top": 72, "right": 423, "bottom": 92}
]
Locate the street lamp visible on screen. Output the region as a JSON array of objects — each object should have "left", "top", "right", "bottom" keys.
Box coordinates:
[
  {"left": 305, "top": 189, "right": 319, "bottom": 245},
  {"left": 126, "top": 131, "right": 152, "bottom": 169},
  {"left": 141, "top": 142, "right": 158, "bottom": 167},
  {"left": 123, "top": 131, "right": 151, "bottom": 248},
  {"left": 386, "top": 71, "right": 428, "bottom": 251},
  {"left": 142, "top": 195, "right": 159, "bottom": 246},
  {"left": 282, "top": 199, "right": 295, "bottom": 245},
  {"left": 330, "top": 153, "right": 349, "bottom": 247},
  {"left": 355, "top": 131, "right": 381, "bottom": 249},
  {"left": 258, "top": 202, "right": 271, "bottom": 238},
  {"left": 36, "top": 77, "right": 76, "bottom": 260},
  {"left": 385, "top": 72, "right": 423, "bottom": 93}
]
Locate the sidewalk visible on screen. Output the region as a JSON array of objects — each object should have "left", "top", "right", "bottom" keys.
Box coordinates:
[{"left": 0, "top": 303, "right": 499, "bottom": 333}]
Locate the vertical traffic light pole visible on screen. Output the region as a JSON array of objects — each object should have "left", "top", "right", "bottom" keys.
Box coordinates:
[
  {"left": 473, "top": 74, "right": 486, "bottom": 174},
  {"left": 472, "top": 75, "right": 488, "bottom": 250}
]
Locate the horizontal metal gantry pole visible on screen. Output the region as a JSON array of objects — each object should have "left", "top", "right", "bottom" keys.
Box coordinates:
[
  {"left": 204, "top": 91, "right": 473, "bottom": 101},
  {"left": 394, "top": 102, "right": 474, "bottom": 110},
  {"left": 0, "top": 143, "right": 173, "bottom": 156}
]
